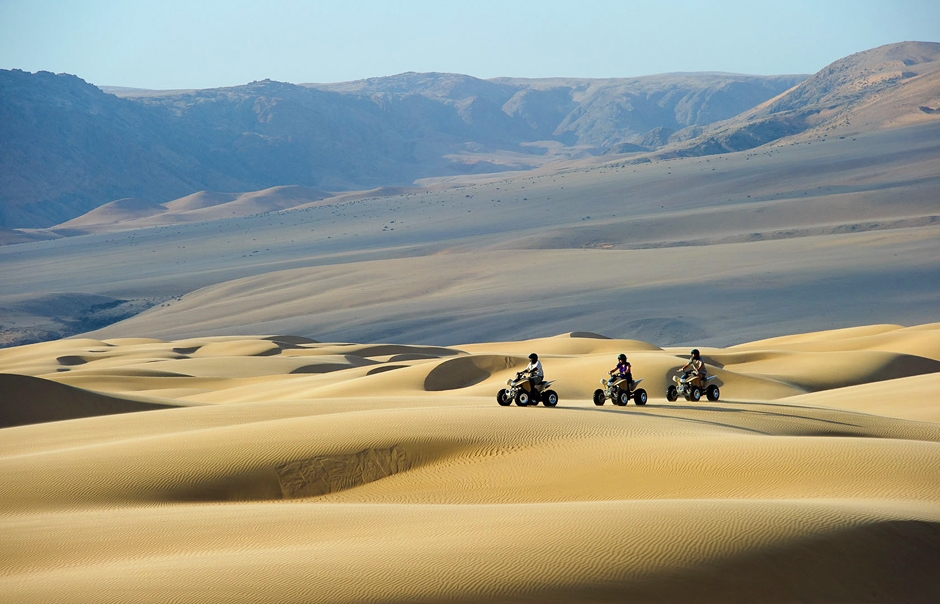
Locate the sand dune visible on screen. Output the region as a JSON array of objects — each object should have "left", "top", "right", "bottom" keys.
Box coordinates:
[
  {"left": 53, "top": 185, "right": 332, "bottom": 233},
  {"left": 3, "top": 122, "right": 938, "bottom": 349},
  {"left": 50, "top": 184, "right": 432, "bottom": 236},
  {"left": 0, "top": 373, "right": 185, "bottom": 428},
  {"left": 1, "top": 324, "right": 939, "bottom": 601}
]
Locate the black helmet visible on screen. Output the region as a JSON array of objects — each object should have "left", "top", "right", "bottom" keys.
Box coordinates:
[
  {"left": 691, "top": 349, "right": 700, "bottom": 358},
  {"left": 618, "top": 353, "right": 627, "bottom": 362},
  {"left": 528, "top": 353, "right": 538, "bottom": 361}
]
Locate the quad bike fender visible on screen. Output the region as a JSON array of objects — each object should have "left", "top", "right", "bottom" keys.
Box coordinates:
[{"left": 530, "top": 379, "right": 552, "bottom": 393}]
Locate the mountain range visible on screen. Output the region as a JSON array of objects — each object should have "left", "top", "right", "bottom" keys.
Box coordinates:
[
  {"left": 2, "top": 68, "right": 803, "bottom": 229},
  {"left": 1, "top": 41, "right": 939, "bottom": 234}
]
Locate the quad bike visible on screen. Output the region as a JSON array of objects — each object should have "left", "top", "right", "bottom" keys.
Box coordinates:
[
  {"left": 497, "top": 371, "right": 558, "bottom": 407},
  {"left": 593, "top": 376, "right": 647, "bottom": 406},
  {"left": 666, "top": 372, "right": 720, "bottom": 402}
]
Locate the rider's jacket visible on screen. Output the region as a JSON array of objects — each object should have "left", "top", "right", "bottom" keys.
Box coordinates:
[
  {"left": 614, "top": 361, "right": 631, "bottom": 376},
  {"left": 687, "top": 358, "right": 706, "bottom": 375},
  {"left": 526, "top": 360, "right": 544, "bottom": 379}
]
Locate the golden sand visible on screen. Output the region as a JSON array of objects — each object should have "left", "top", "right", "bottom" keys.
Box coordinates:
[{"left": 2, "top": 324, "right": 939, "bottom": 602}]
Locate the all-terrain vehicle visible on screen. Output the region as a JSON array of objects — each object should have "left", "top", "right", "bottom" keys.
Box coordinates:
[
  {"left": 593, "top": 376, "right": 647, "bottom": 406},
  {"left": 497, "top": 371, "right": 558, "bottom": 407},
  {"left": 666, "top": 372, "right": 720, "bottom": 402}
]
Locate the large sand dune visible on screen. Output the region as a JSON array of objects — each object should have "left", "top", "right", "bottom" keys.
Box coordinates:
[
  {"left": 3, "top": 121, "right": 937, "bottom": 348},
  {"left": 2, "top": 324, "right": 939, "bottom": 601}
]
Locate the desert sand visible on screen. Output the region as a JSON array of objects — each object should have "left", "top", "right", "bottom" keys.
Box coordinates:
[
  {"left": 2, "top": 323, "right": 940, "bottom": 602},
  {"left": 3, "top": 122, "right": 939, "bottom": 348}
]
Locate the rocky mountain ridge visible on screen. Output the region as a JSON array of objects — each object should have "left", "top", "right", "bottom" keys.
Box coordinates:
[
  {"left": 3, "top": 41, "right": 938, "bottom": 232},
  {"left": 652, "top": 41, "right": 940, "bottom": 157},
  {"left": 1, "top": 68, "right": 803, "bottom": 228}
]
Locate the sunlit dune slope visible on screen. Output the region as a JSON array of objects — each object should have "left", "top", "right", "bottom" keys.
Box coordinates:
[
  {"left": 54, "top": 185, "right": 332, "bottom": 233},
  {"left": 1, "top": 324, "right": 939, "bottom": 602}
]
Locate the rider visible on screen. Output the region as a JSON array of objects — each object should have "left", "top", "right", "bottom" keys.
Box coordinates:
[
  {"left": 680, "top": 349, "right": 707, "bottom": 387},
  {"left": 608, "top": 353, "right": 632, "bottom": 389},
  {"left": 524, "top": 353, "right": 544, "bottom": 386}
]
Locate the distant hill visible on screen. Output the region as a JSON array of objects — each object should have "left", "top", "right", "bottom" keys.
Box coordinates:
[
  {"left": 6, "top": 42, "right": 938, "bottom": 233},
  {"left": 656, "top": 41, "right": 940, "bottom": 157},
  {"left": 0, "top": 69, "right": 803, "bottom": 228},
  {"left": 55, "top": 186, "right": 332, "bottom": 232}
]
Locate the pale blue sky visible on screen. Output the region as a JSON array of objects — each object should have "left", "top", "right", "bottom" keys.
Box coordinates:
[{"left": 2, "top": 0, "right": 938, "bottom": 89}]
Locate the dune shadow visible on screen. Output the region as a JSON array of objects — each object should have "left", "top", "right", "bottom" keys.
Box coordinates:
[
  {"left": 275, "top": 445, "right": 410, "bottom": 499},
  {"left": 424, "top": 355, "right": 522, "bottom": 391},
  {"left": 366, "top": 365, "right": 407, "bottom": 376},
  {"left": 570, "top": 331, "right": 610, "bottom": 339},
  {"left": 56, "top": 355, "right": 88, "bottom": 366},
  {"left": 601, "top": 519, "right": 940, "bottom": 603},
  {"left": 389, "top": 353, "right": 442, "bottom": 362},
  {"left": 0, "top": 373, "right": 182, "bottom": 428},
  {"left": 349, "top": 344, "right": 463, "bottom": 358},
  {"left": 264, "top": 335, "right": 320, "bottom": 349},
  {"left": 289, "top": 363, "right": 358, "bottom": 375},
  {"left": 172, "top": 346, "right": 201, "bottom": 355}
]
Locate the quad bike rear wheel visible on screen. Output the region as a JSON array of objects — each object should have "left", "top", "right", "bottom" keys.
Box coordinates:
[
  {"left": 688, "top": 386, "right": 702, "bottom": 402},
  {"left": 633, "top": 389, "right": 648, "bottom": 406},
  {"left": 543, "top": 390, "right": 558, "bottom": 407},
  {"left": 593, "top": 389, "right": 606, "bottom": 406},
  {"left": 666, "top": 385, "right": 678, "bottom": 402},
  {"left": 706, "top": 385, "right": 720, "bottom": 402},
  {"left": 497, "top": 388, "right": 512, "bottom": 406}
]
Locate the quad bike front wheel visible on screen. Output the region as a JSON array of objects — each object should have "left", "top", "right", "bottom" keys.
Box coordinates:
[
  {"left": 688, "top": 386, "right": 702, "bottom": 402},
  {"left": 593, "top": 389, "right": 606, "bottom": 406},
  {"left": 617, "top": 390, "right": 631, "bottom": 406},
  {"left": 633, "top": 389, "right": 648, "bottom": 406},
  {"left": 497, "top": 388, "right": 512, "bottom": 406},
  {"left": 515, "top": 390, "right": 530, "bottom": 406},
  {"left": 666, "top": 385, "right": 678, "bottom": 402},
  {"left": 706, "top": 385, "right": 720, "bottom": 402},
  {"left": 543, "top": 390, "right": 558, "bottom": 407}
]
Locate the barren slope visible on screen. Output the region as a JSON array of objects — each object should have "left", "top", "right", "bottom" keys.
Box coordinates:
[
  {"left": 659, "top": 41, "right": 940, "bottom": 156},
  {"left": 2, "top": 121, "right": 927, "bottom": 347}
]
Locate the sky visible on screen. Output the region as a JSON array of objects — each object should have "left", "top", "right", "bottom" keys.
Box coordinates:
[{"left": 2, "top": 0, "right": 939, "bottom": 90}]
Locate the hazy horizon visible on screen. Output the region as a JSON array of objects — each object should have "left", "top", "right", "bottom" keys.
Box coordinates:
[{"left": 2, "top": 0, "right": 939, "bottom": 90}]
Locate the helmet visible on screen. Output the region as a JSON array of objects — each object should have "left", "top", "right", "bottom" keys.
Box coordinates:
[
  {"left": 618, "top": 354, "right": 627, "bottom": 362},
  {"left": 691, "top": 349, "right": 700, "bottom": 358},
  {"left": 528, "top": 353, "right": 538, "bottom": 361}
]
